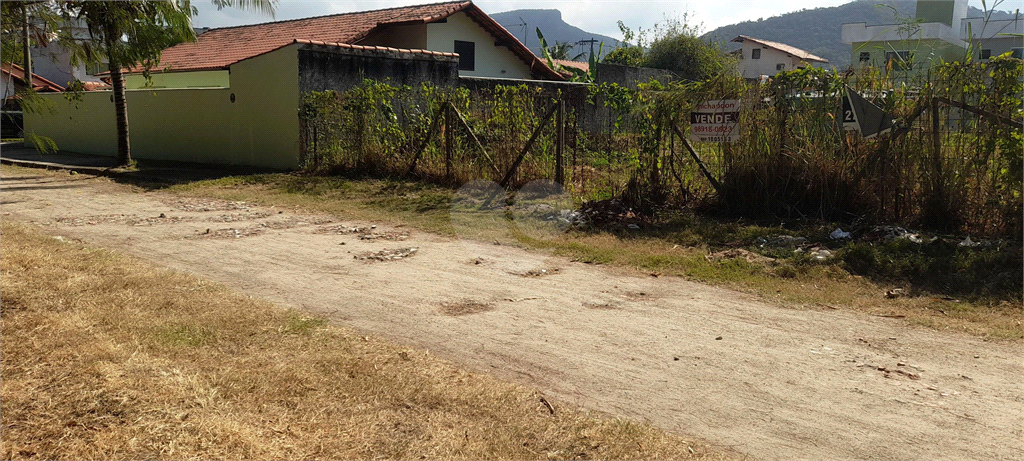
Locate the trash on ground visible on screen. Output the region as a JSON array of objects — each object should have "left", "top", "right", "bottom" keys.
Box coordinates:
[
  {"left": 706, "top": 248, "right": 775, "bottom": 264},
  {"left": 830, "top": 228, "right": 852, "bottom": 240}
]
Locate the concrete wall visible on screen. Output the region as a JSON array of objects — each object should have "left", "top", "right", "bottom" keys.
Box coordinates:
[
  {"left": 425, "top": 12, "right": 533, "bottom": 79},
  {"left": 298, "top": 44, "right": 459, "bottom": 93},
  {"left": 25, "top": 45, "right": 301, "bottom": 169},
  {"left": 595, "top": 63, "right": 676, "bottom": 88},
  {"left": 124, "top": 71, "right": 230, "bottom": 89}
]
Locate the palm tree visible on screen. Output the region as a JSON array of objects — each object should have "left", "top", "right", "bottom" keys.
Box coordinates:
[{"left": 62, "top": 1, "right": 275, "bottom": 167}]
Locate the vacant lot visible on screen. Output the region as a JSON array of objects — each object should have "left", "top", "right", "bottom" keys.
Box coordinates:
[
  {"left": 2, "top": 166, "right": 1022, "bottom": 460},
  {"left": 1, "top": 221, "right": 728, "bottom": 460}
]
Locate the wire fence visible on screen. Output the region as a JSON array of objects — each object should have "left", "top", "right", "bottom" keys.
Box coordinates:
[{"left": 299, "top": 57, "right": 1023, "bottom": 237}]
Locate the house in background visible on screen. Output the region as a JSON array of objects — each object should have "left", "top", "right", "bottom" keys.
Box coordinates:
[
  {"left": 2, "top": 62, "right": 64, "bottom": 137},
  {"left": 118, "top": 0, "right": 562, "bottom": 89},
  {"left": 842, "top": 0, "right": 1023, "bottom": 74},
  {"left": 961, "top": 15, "right": 1024, "bottom": 61},
  {"left": 27, "top": 19, "right": 108, "bottom": 89},
  {"left": 730, "top": 35, "right": 829, "bottom": 79}
]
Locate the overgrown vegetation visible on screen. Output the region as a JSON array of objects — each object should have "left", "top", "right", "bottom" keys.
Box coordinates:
[
  {"left": 300, "top": 55, "right": 1023, "bottom": 239},
  {"left": 605, "top": 17, "right": 729, "bottom": 81},
  {"left": 0, "top": 221, "right": 732, "bottom": 460}
]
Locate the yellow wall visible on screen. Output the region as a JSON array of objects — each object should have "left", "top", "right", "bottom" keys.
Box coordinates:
[
  {"left": 426, "top": 12, "right": 533, "bottom": 79},
  {"left": 124, "top": 70, "right": 230, "bottom": 89},
  {"left": 25, "top": 46, "right": 301, "bottom": 169}
]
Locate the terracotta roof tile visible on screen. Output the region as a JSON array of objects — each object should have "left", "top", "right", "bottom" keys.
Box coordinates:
[
  {"left": 0, "top": 62, "right": 65, "bottom": 92},
  {"left": 731, "top": 35, "right": 829, "bottom": 63},
  {"left": 291, "top": 39, "right": 458, "bottom": 58},
  {"left": 130, "top": 0, "right": 562, "bottom": 80}
]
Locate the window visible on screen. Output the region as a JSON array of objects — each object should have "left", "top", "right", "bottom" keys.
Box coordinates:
[
  {"left": 885, "top": 50, "right": 913, "bottom": 71},
  {"left": 751, "top": 48, "right": 761, "bottom": 59},
  {"left": 859, "top": 52, "right": 870, "bottom": 63},
  {"left": 1012, "top": 48, "right": 1023, "bottom": 59},
  {"left": 86, "top": 61, "right": 108, "bottom": 76},
  {"left": 980, "top": 49, "right": 992, "bottom": 60},
  {"left": 776, "top": 63, "right": 786, "bottom": 71},
  {"left": 454, "top": 40, "right": 475, "bottom": 71}
]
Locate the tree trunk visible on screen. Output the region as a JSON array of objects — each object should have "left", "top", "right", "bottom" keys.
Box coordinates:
[
  {"left": 21, "top": 3, "right": 32, "bottom": 89},
  {"left": 106, "top": 34, "right": 131, "bottom": 166}
]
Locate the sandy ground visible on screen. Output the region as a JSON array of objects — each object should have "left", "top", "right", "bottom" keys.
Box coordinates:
[{"left": 2, "top": 169, "right": 1021, "bottom": 461}]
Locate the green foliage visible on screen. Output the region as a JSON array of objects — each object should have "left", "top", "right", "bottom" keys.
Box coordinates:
[
  {"left": 300, "top": 54, "right": 1022, "bottom": 238},
  {"left": 603, "top": 17, "right": 728, "bottom": 82},
  {"left": 643, "top": 18, "right": 727, "bottom": 82},
  {"left": 602, "top": 47, "right": 644, "bottom": 67},
  {"left": 838, "top": 239, "right": 1023, "bottom": 301}
]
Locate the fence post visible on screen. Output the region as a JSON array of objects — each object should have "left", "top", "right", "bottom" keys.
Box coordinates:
[
  {"left": 555, "top": 98, "right": 565, "bottom": 186},
  {"left": 445, "top": 102, "right": 453, "bottom": 180},
  {"left": 930, "top": 97, "right": 944, "bottom": 216},
  {"left": 499, "top": 102, "right": 559, "bottom": 188}
]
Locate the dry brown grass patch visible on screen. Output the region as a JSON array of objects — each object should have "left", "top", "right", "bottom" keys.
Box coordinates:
[
  {"left": 0, "top": 222, "right": 736, "bottom": 460},
  {"left": 439, "top": 300, "right": 496, "bottom": 316}
]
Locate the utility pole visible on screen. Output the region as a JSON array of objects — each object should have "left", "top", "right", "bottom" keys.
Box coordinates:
[
  {"left": 578, "top": 38, "right": 598, "bottom": 61},
  {"left": 22, "top": 2, "right": 32, "bottom": 89}
]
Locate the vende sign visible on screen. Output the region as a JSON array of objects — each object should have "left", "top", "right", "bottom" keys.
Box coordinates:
[{"left": 689, "top": 99, "right": 740, "bottom": 143}]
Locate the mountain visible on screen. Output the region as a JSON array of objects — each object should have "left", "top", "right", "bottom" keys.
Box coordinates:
[
  {"left": 702, "top": 0, "right": 1021, "bottom": 69},
  {"left": 491, "top": 9, "right": 619, "bottom": 61}
]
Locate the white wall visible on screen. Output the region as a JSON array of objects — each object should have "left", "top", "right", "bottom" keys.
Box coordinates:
[
  {"left": 425, "top": 12, "right": 533, "bottom": 79},
  {"left": 736, "top": 43, "right": 820, "bottom": 78}
]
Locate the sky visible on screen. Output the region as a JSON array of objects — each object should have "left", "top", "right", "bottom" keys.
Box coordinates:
[{"left": 192, "top": 0, "right": 1004, "bottom": 40}]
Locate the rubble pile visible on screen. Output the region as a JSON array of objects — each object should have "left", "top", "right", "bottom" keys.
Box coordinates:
[{"left": 356, "top": 247, "right": 418, "bottom": 261}]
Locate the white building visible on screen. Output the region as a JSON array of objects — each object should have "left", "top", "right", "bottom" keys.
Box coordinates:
[
  {"left": 730, "top": 35, "right": 829, "bottom": 79},
  {"left": 841, "top": 0, "right": 1023, "bottom": 73}
]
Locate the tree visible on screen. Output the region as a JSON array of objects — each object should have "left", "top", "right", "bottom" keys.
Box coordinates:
[
  {"left": 644, "top": 18, "right": 726, "bottom": 81},
  {"left": 59, "top": 0, "right": 276, "bottom": 166},
  {"left": 603, "top": 17, "right": 728, "bottom": 82},
  {"left": 59, "top": 1, "right": 196, "bottom": 166},
  {"left": 602, "top": 21, "right": 645, "bottom": 67}
]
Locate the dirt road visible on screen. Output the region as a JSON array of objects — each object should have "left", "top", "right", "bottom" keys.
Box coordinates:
[{"left": 2, "top": 168, "right": 1021, "bottom": 460}]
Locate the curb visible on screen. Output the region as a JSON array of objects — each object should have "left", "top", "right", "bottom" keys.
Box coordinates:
[{"left": 1, "top": 157, "right": 118, "bottom": 177}]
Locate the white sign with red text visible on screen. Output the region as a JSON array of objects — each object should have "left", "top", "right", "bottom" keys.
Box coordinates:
[{"left": 689, "top": 99, "right": 741, "bottom": 143}]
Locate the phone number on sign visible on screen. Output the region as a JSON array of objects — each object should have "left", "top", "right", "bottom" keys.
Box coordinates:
[{"left": 695, "top": 136, "right": 736, "bottom": 142}]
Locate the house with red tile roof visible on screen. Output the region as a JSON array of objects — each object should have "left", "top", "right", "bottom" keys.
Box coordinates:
[
  {"left": 121, "top": 0, "right": 563, "bottom": 89},
  {"left": 730, "top": 35, "right": 830, "bottom": 79},
  {"left": 24, "top": 1, "right": 571, "bottom": 170}
]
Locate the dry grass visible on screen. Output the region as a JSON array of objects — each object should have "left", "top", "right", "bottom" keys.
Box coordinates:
[{"left": 0, "top": 222, "right": 736, "bottom": 460}]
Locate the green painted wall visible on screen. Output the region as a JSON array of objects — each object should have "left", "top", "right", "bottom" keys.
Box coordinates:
[
  {"left": 124, "top": 70, "right": 230, "bottom": 89},
  {"left": 851, "top": 38, "right": 967, "bottom": 75},
  {"left": 227, "top": 45, "right": 300, "bottom": 168},
  {"left": 916, "top": 0, "right": 955, "bottom": 26},
  {"left": 26, "top": 46, "right": 301, "bottom": 169}
]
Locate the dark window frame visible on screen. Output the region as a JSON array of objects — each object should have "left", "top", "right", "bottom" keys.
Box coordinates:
[
  {"left": 885, "top": 50, "right": 913, "bottom": 71},
  {"left": 751, "top": 48, "right": 761, "bottom": 59},
  {"left": 454, "top": 40, "right": 475, "bottom": 71}
]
